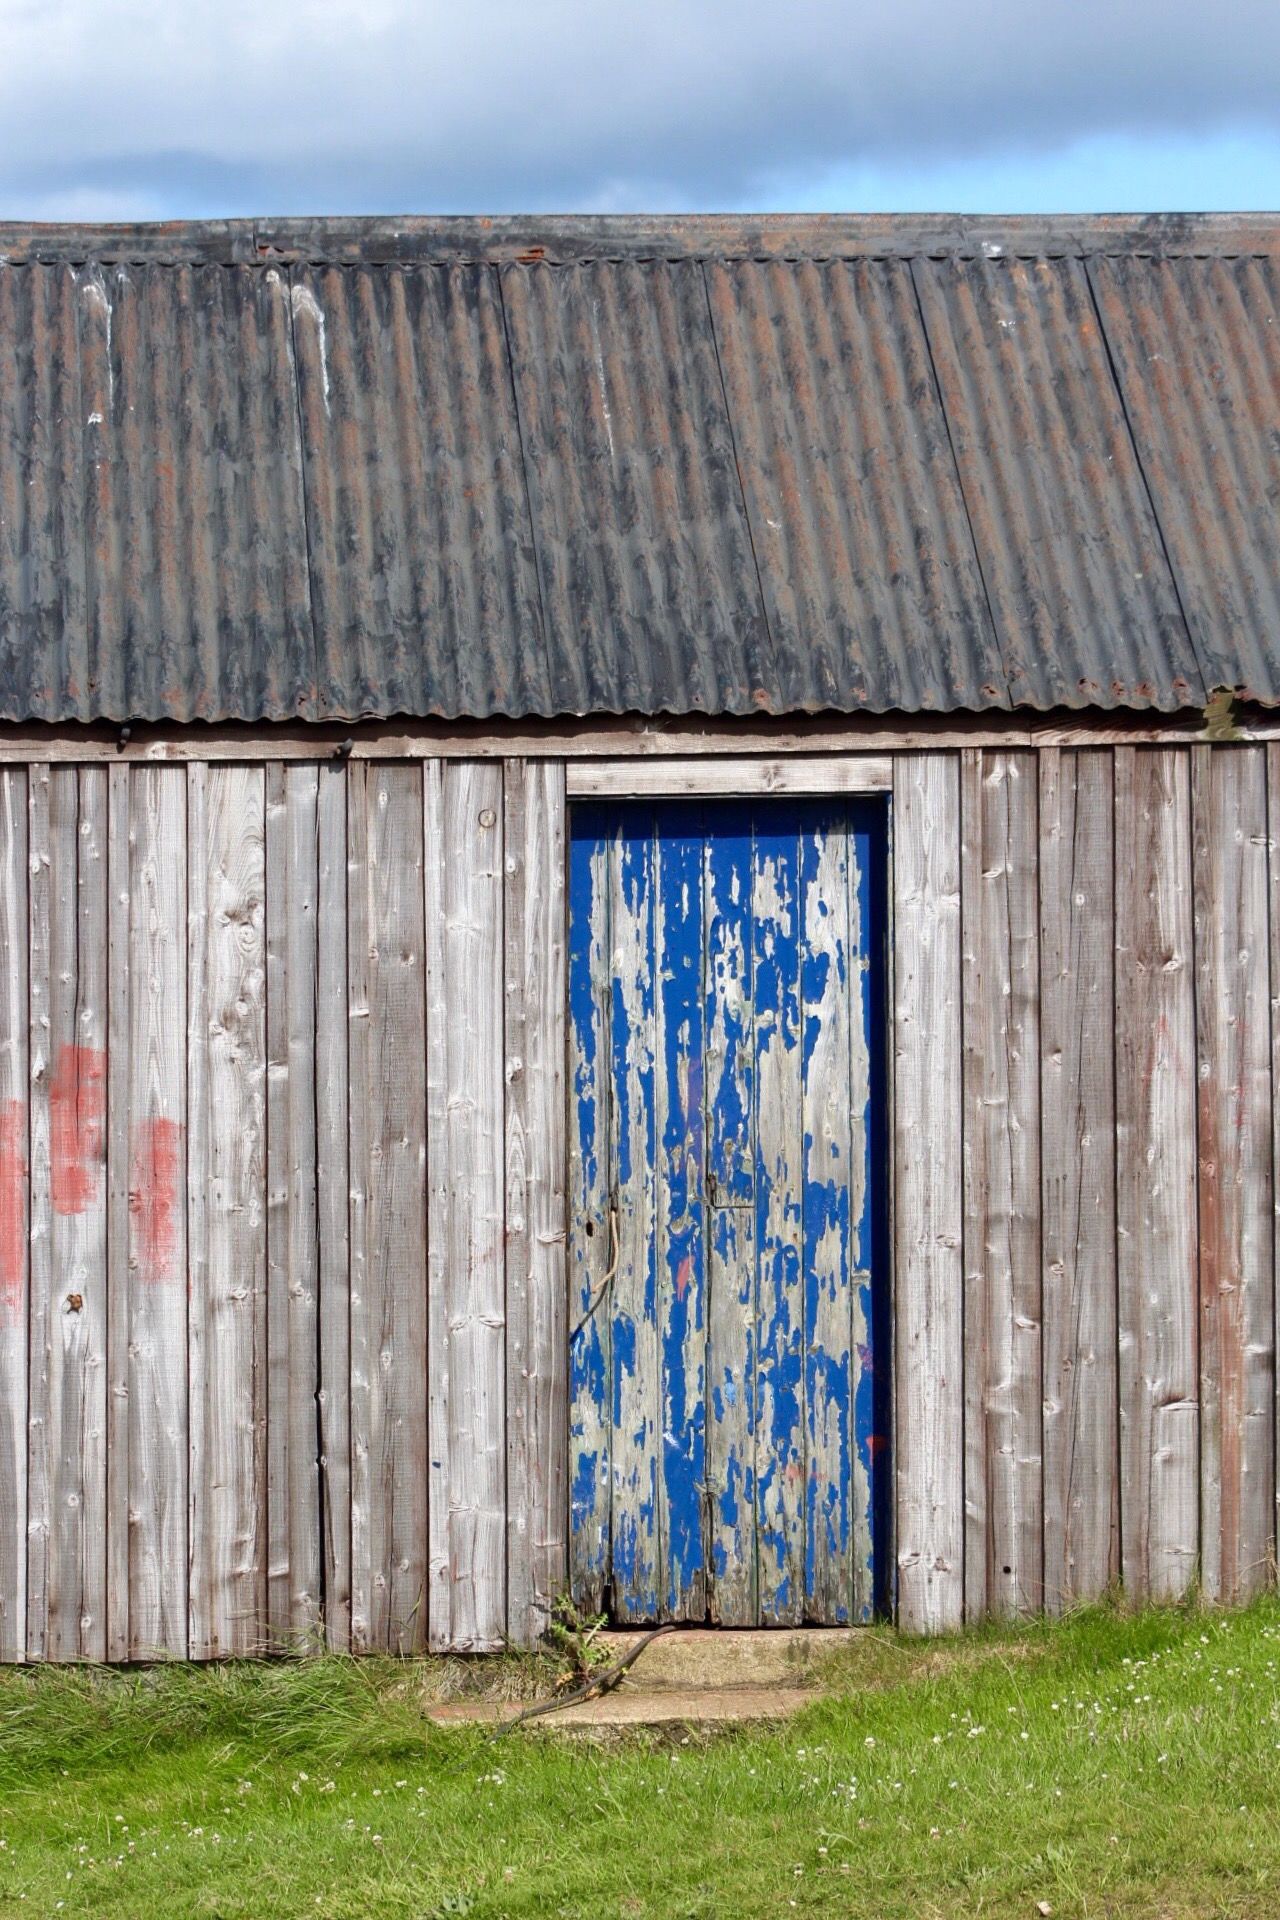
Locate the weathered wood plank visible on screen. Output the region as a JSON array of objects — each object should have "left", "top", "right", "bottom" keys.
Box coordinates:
[
  {"left": 704, "top": 812, "right": 757, "bottom": 1625},
  {"left": 608, "top": 807, "right": 661, "bottom": 1623},
  {"left": 503, "top": 760, "right": 568, "bottom": 1647},
  {"left": 0, "top": 717, "right": 1270, "bottom": 770},
  {"left": 315, "top": 761, "right": 350, "bottom": 1651},
  {"left": 800, "top": 808, "right": 854, "bottom": 1624},
  {"left": 25, "top": 767, "right": 52, "bottom": 1658},
  {"left": 0, "top": 769, "right": 27, "bottom": 1661},
  {"left": 503, "top": 763, "right": 532, "bottom": 1643},
  {"left": 1039, "top": 748, "right": 1118, "bottom": 1611},
  {"left": 185, "top": 764, "right": 210, "bottom": 1658},
  {"left": 350, "top": 763, "right": 428, "bottom": 1654},
  {"left": 266, "top": 765, "right": 322, "bottom": 1650},
  {"left": 566, "top": 757, "right": 893, "bottom": 798},
  {"left": 105, "top": 765, "right": 129, "bottom": 1662},
  {"left": 753, "top": 811, "right": 804, "bottom": 1625},
  {"left": 346, "top": 762, "right": 372, "bottom": 1652},
  {"left": 655, "top": 802, "right": 706, "bottom": 1620},
  {"left": 189, "top": 765, "right": 268, "bottom": 1659},
  {"left": 127, "top": 765, "right": 188, "bottom": 1658},
  {"left": 1194, "top": 745, "right": 1273, "bottom": 1603},
  {"left": 846, "top": 806, "right": 883, "bottom": 1622},
  {"left": 893, "top": 752, "right": 963, "bottom": 1634},
  {"left": 566, "top": 803, "right": 613, "bottom": 1618},
  {"left": 424, "top": 761, "right": 450, "bottom": 1648},
  {"left": 1269, "top": 744, "right": 1280, "bottom": 1596},
  {"left": 961, "top": 750, "right": 1042, "bottom": 1621},
  {"left": 1115, "top": 746, "right": 1199, "bottom": 1603},
  {"left": 27, "top": 768, "right": 109, "bottom": 1661},
  {"left": 441, "top": 763, "right": 506, "bottom": 1648}
]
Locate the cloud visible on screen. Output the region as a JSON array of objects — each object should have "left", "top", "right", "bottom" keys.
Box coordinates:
[{"left": 1, "top": 0, "right": 1278, "bottom": 214}]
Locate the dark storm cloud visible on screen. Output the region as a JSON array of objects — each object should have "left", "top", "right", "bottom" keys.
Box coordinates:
[{"left": 1, "top": 0, "right": 1278, "bottom": 214}]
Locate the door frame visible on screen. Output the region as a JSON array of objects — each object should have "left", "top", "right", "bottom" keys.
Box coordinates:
[{"left": 563, "top": 754, "right": 895, "bottom": 1624}]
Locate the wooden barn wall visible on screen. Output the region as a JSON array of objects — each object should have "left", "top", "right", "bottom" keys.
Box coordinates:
[{"left": 0, "top": 742, "right": 1275, "bottom": 1659}]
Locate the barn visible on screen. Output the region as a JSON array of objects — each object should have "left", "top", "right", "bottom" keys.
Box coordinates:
[{"left": 0, "top": 210, "right": 1276, "bottom": 1662}]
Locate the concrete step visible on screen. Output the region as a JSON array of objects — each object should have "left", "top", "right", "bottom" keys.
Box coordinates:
[
  {"left": 427, "top": 1683, "right": 821, "bottom": 1731},
  {"left": 423, "top": 1629, "right": 859, "bottom": 1731},
  {"left": 592, "top": 1626, "right": 858, "bottom": 1691}
]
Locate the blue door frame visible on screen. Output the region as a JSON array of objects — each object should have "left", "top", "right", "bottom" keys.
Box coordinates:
[{"left": 568, "top": 797, "right": 890, "bottom": 1626}]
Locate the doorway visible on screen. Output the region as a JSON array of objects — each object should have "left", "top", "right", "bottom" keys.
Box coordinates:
[{"left": 568, "top": 797, "right": 890, "bottom": 1626}]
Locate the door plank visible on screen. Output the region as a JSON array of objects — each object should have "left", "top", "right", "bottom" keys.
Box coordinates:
[
  {"left": 1039, "top": 749, "right": 1119, "bottom": 1611},
  {"left": 800, "top": 807, "right": 855, "bottom": 1624},
  {"left": 704, "top": 812, "right": 757, "bottom": 1625},
  {"left": 753, "top": 812, "right": 805, "bottom": 1624},
  {"left": 608, "top": 808, "right": 661, "bottom": 1622},
  {"left": 655, "top": 802, "right": 706, "bottom": 1619},
  {"left": 847, "top": 806, "right": 883, "bottom": 1621},
  {"left": 1193, "top": 745, "right": 1273, "bottom": 1603},
  {"left": 567, "top": 805, "right": 613, "bottom": 1616},
  {"left": 1115, "top": 746, "right": 1198, "bottom": 1602},
  {"left": 893, "top": 752, "right": 963, "bottom": 1634}
]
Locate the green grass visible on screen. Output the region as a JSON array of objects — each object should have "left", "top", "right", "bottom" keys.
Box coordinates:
[{"left": 2, "top": 1599, "right": 1279, "bottom": 1917}]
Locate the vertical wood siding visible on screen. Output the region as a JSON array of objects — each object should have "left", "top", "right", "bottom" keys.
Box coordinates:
[
  {"left": 1039, "top": 749, "right": 1118, "bottom": 1610},
  {"left": 893, "top": 752, "right": 964, "bottom": 1635},
  {"left": 0, "top": 742, "right": 1278, "bottom": 1657}
]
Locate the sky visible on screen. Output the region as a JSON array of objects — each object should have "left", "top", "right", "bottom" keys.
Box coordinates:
[{"left": 2, "top": 0, "right": 1280, "bottom": 219}]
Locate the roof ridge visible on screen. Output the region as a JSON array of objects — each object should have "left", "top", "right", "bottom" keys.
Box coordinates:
[{"left": 1, "top": 211, "right": 1278, "bottom": 267}]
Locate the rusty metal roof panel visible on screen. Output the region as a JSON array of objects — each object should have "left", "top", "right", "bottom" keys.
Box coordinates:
[
  {"left": 6, "top": 217, "right": 1280, "bottom": 723},
  {"left": 499, "top": 258, "right": 775, "bottom": 715},
  {"left": 1089, "top": 254, "right": 1280, "bottom": 705},
  {"left": 292, "top": 264, "right": 547, "bottom": 721},
  {"left": 706, "top": 257, "right": 1009, "bottom": 711},
  {"left": 913, "top": 254, "right": 1204, "bottom": 710},
  {"left": 0, "top": 261, "right": 314, "bottom": 723}
]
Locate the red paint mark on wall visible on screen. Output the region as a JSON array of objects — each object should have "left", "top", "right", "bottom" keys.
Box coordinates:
[
  {"left": 50, "top": 1044, "right": 107, "bottom": 1216},
  {"left": 0, "top": 1098, "right": 26, "bottom": 1318},
  {"left": 129, "top": 1116, "right": 182, "bottom": 1283},
  {"left": 674, "top": 1254, "right": 692, "bottom": 1302}
]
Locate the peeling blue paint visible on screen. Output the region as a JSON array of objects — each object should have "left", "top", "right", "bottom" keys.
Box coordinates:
[
  {"left": 657, "top": 805, "right": 707, "bottom": 1618},
  {"left": 569, "top": 796, "right": 890, "bottom": 1628}
]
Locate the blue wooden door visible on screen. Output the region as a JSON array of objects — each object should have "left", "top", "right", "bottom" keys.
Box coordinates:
[{"left": 568, "top": 798, "right": 889, "bottom": 1626}]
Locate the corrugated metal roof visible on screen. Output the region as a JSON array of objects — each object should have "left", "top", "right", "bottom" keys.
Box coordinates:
[
  {"left": 704, "top": 257, "right": 1006, "bottom": 711},
  {"left": 913, "top": 255, "right": 1200, "bottom": 710},
  {"left": 0, "top": 214, "right": 1279, "bottom": 722},
  {"left": 292, "top": 263, "right": 546, "bottom": 720},
  {"left": 500, "top": 258, "right": 773, "bottom": 716},
  {"left": 0, "top": 263, "right": 312, "bottom": 722},
  {"left": 1089, "top": 254, "right": 1280, "bottom": 708}
]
